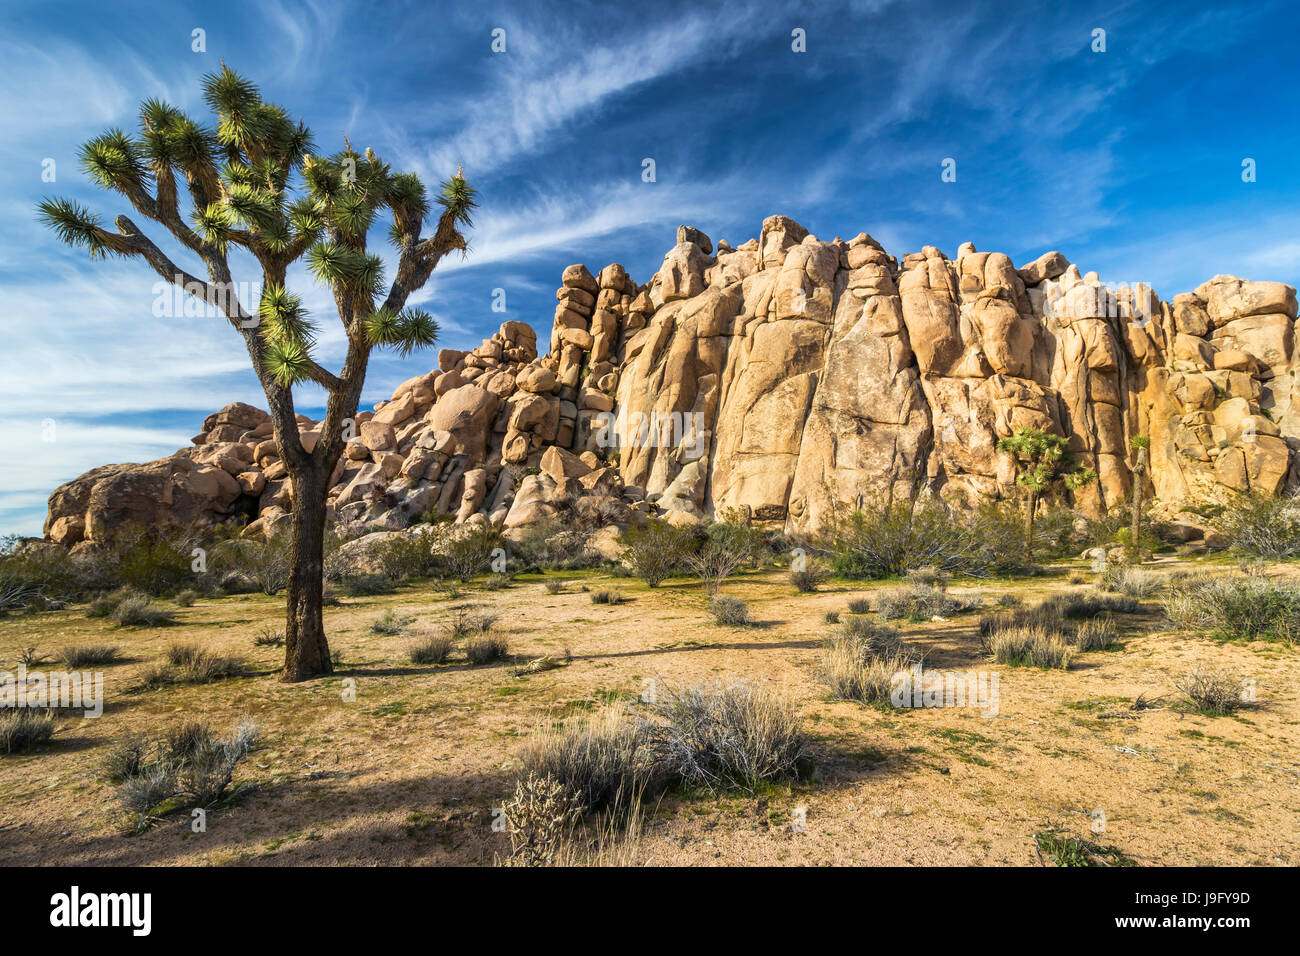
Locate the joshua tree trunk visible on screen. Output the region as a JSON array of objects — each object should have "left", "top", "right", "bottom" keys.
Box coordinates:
[
  {"left": 283, "top": 460, "right": 332, "bottom": 681},
  {"left": 1023, "top": 489, "right": 1038, "bottom": 563},
  {"left": 1129, "top": 445, "right": 1148, "bottom": 550}
]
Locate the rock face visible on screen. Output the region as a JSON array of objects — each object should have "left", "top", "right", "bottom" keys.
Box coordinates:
[{"left": 44, "top": 216, "right": 1300, "bottom": 546}]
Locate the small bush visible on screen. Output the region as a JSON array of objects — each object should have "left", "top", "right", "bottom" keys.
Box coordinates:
[
  {"left": 846, "top": 596, "right": 872, "bottom": 614},
  {"left": 0, "top": 708, "right": 56, "bottom": 754},
  {"left": 252, "top": 626, "right": 285, "bottom": 647},
  {"left": 1099, "top": 565, "right": 1161, "bottom": 598},
  {"left": 173, "top": 589, "right": 198, "bottom": 607},
  {"left": 791, "top": 560, "right": 830, "bottom": 593},
  {"left": 1034, "top": 824, "right": 1135, "bottom": 867},
  {"left": 591, "top": 588, "right": 625, "bottom": 605},
  {"left": 708, "top": 595, "right": 750, "bottom": 626},
  {"left": 370, "top": 532, "right": 438, "bottom": 582},
  {"left": 483, "top": 573, "right": 513, "bottom": 590},
  {"left": 113, "top": 718, "right": 257, "bottom": 830},
  {"left": 1215, "top": 491, "right": 1300, "bottom": 558},
  {"left": 905, "top": 565, "right": 950, "bottom": 588},
  {"left": 58, "top": 644, "right": 121, "bottom": 667},
  {"left": 370, "top": 609, "right": 415, "bottom": 635},
  {"left": 408, "top": 632, "right": 453, "bottom": 665},
  {"left": 340, "top": 574, "right": 396, "bottom": 597},
  {"left": 834, "top": 616, "right": 909, "bottom": 658},
  {"left": 519, "top": 704, "right": 660, "bottom": 813},
  {"left": 1072, "top": 617, "right": 1118, "bottom": 652},
  {"left": 1163, "top": 575, "right": 1299, "bottom": 643},
  {"left": 445, "top": 604, "right": 498, "bottom": 637},
  {"left": 501, "top": 771, "right": 582, "bottom": 867},
  {"left": 1048, "top": 593, "right": 1139, "bottom": 618},
  {"left": 618, "top": 518, "right": 698, "bottom": 588},
  {"left": 466, "top": 632, "right": 510, "bottom": 665},
  {"left": 1175, "top": 663, "right": 1246, "bottom": 716},
  {"left": 986, "top": 626, "right": 1073, "bottom": 668},
  {"left": 544, "top": 579, "right": 566, "bottom": 595},
  {"left": 140, "top": 644, "right": 247, "bottom": 687},
  {"left": 440, "top": 524, "right": 505, "bottom": 582},
  {"left": 821, "top": 645, "right": 916, "bottom": 705},
  {"left": 877, "top": 583, "right": 969, "bottom": 621},
  {"left": 824, "top": 610, "right": 840, "bottom": 624},
  {"left": 110, "top": 594, "right": 177, "bottom": 628},
  {"left": 996, "top": 593, "right": 1022, "bottom": 608},
  {"left": 656, "top": 682, "right": 810, "bottom": 794}
]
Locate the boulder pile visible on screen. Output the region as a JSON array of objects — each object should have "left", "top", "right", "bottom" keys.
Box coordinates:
[{"left": 45, "top": 216, "right": 1300, "bottom": 549}]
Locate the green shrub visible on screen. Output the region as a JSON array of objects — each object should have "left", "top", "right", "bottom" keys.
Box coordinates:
[
  {"left": 339, "top": 574, "right": 396, "bottom": 597},
  {"left": 370, "top": 609, "right": 415, "bottom": 635},
  {"left": 110, "top": 594, "right": 177, "bottom": 628},
  {"left": 618, "top": 519, "right": 697, "bottom": 588},
  {"left": 441, "top": 524, "right": 504, "bottom": 582},
  {"left": 1163, "top": 575, "right": 1299, "bottom": 643},
  {"left": 173, "top": 589, "right": 198, "bottom": 607},
  {"left": 1214, "top": 492, "right": 1300, "bottom": 558},
  {"left": 371, "top": 532, "right": 439, "bottom": 582},
  {"left": 790, "top": 559, "right": 830, "bottom": 593},
  {"left": 876, "top": 583, "right": 973, "bottom": 621}
]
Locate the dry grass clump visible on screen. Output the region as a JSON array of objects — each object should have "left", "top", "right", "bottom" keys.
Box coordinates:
[
  {"left": 465, "top": 631, "right": 509, "bottom": 665},
  {"left": 591, "top": 588, "right": 625, "bottom": 605},
  {"left": 876, "top": 581, "right": 978, "bottom": 621},
  {"left": 846, "top": 596, "right": 871, "bottom": 614},
  {"left": 173, "top": 589, "right": 198, "bottom": 607},
  {"left": 407, "top": 631, "right": 454, "bottom": 665},
  {"left": 499, "top": 771, "right": 582, "bottom": 867},
  {"left": 656, "top": 682, "right": 810, "bottom": 794},
  {"left": 519, "top": 704, "right": 660, "bottom": 814},
  {"left": 58, "top": 644, "right": 121, "bottom": 667},
  {"left": 1073, "top": 617, "right": 1119, "bottom": 652},
  {"left": 1175, "top": 663, "right": 1247, "bottom": 716},
  {"left": 0, "top": 708, "right": 56, "bottom": 754},
  {"left": 1099, "top": 565, "right": 1162, "bottom": 598},
  {"left": 985, "top": 625, "right": 1073, "bottom": 668},
  {"left": 92, "top": 589, "right": 177, "bottom": 627},
  {"left": 1163, "top": 574, "right": 1299, "bottom": 644},
  {"left": 820, "top": 617, "right": 917, "bottom": 704},
  {"left": 445, "top": 604, "right": 498, "bottom": 637},
  {"left": 107, "top": 718, "right": 257, "bottom": 831},
  {"left": 139, "top": 643, "right": 247, "bottom": 688},
  {"left": 252, "top": 625, "right": 285, "bottom": 647},
  {"left": 544, "top": 578, "right": 566, "bottom": 595},
  {"left": 708, "top": 595, "right": 750, "bottom": 626},
  {"left": 790, "top": 560, "right": 829, "bottom": 593},
  {"left": 370, "top": 609, "right": 415, "bottom": 635}
]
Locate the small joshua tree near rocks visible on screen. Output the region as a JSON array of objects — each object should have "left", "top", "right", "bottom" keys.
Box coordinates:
[
  {"left": 1128, "top": 434, "right": 1150, "bottom": 554},
  {"left": 39, "top": 67, "right": 475, "bottom": 681},
  {"left": 997, "top": 428, "right": 1096, "bottom": 563}
]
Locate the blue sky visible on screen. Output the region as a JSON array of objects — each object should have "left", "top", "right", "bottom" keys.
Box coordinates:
[{"left": 2, "top": 0, "right": 1297, "bottom": 536}]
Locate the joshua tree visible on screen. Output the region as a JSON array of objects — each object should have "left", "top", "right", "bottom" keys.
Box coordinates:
[
  {"left": 1128, "top": 434, "right": 1150, "bottom": 552},
  {"left": 38, "top": 67, "right": 475, "bottom": 681},
  {"left": 997, "top": 428, "right": 1096, "bottom": 562}
]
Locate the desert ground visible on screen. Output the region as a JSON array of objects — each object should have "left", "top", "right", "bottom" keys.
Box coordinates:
[{"left": 1, "top": 558, "right": 1297, "bottom": 867}]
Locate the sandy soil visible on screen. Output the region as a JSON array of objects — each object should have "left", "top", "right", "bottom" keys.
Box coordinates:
[{"left": 1, "top": 559, "right": 1297, "bottom": 866}]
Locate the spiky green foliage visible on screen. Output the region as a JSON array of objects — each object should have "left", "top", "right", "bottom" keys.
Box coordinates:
[{"left": 997, "top": 428, "right": 1095, "bottom": 494}]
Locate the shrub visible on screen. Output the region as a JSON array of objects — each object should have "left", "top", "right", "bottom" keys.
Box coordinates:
[
  {"left": 834, "top": 616, "right": 909, "bottom": 658},
  {"left": 0, "top": 708, "right": 56, "bottom": 754},
  {"left": 876, "top": 583, "right": 969, "bottom": 621},
  {"left": 1047, "top": 593, "right": 1139, "bottom": 618},
  {"left": 408, "top": 632, "right": 453, "bottom": 664},
  {"left": 441, "top": 524, "right": 505, "bottom": 582},
  {"left": 591, "top": 588, "right": 624, "bottom": 605},
  {"left": 340, "top": 573, "right": 397, "bottom": 597},
  {"left": 112, "top": 718, "right": 257, "bottom": 830},
  {"left": 1163, "top": 575, "right": 1299, "bottom": 643},
  {"left": 821, "top": 645, "right": 916, "bottom": 705},
  {"left": 790, "top": 559, "right": 830, "bottom": 593},
  {"left": 1099, "top": 565, "right": 1161, "bottom": 598},
  {"left": 1034, "top": 824, "right": 1135, "bottom": 867},
  {"left": 985, "top": 626, "right": 1072, "bottom": 668},
  {"left": 465, "top": 632, "right": 510, "bottom": 665},
  {"left": 99, "top": 529, "right": 196, "bottom": 596},
  {"left": 110, "top": 594, "right": 177, "bottom": 628},
  {"left": 618, "top": 518, "right": 697, "bottom": 588},
  {"left": 520, "top": 704, "right": 660, "bottom": 813},
  {"left": 445, "top": 604, "right": 498, "bottom": 637},
  {"left": 500, "top": 771, "right": 582, "bottom": 867},
  {"left": 544, "top": 578, "right": 566, "bottom": 595},
  {"left": 708, "top": 595, "right": 750, "bottom": 626},
  {"left": 509, "top": 516, "right": 596, "bottom": 572},
  {"left": 0, "top": 536, "right": 80, "bottom": 605},
  {"left": 846, "top": 597, "right": 871, "bottom": 614},
  {"left": 484, "top": 573, "right": 513, "bottom": 590},
  {"left": 687, "top": 510, "right": 767, "bottom": 594},
  {"left": 1215, "top": 491, "right": 1300, "bottom": 558},
  {"left": 996, "top": 593, "right": 1022, "bottom": 608},
  {"left": 1072, "top": 617, "right": 1118, "bottom": 652},
  {"left": 367, "top": 532, "right": 438, "bottom": 582},
  {"left": 656, "top": 682, "right": 809, "bottom": 794},
  {"left": 58, "top": 645, "right": 121, "bottom": 667},
  {"left": 252, "top": 626, "right": 285, "bottom": 647},
  {"left": 905, "top": 565, "right": 950, "bottom": 588},
  {"left": 1175, "top": 663, "right": 1246, "bottom": 716},
  {"left": 173, "top": 589, "right": 197, "bottom": 607},
  {"left": 824, "top": 610, "right": 840, "bottom": 624},
  {"left": 140, "top": 644, "right": 247, "bottom": 687},
  {"left": 370, "top": 609, "right": 415, "bottom": 635}
]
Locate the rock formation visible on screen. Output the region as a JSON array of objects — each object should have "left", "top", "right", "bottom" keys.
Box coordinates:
[{"left": 44, "top": 216, "right": 1300, "bottom": 548}]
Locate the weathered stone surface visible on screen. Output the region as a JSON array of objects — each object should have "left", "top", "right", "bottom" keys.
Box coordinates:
[{"left": 43, "top": 228, "right": 1300, "bottom": 546}]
